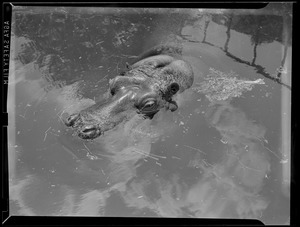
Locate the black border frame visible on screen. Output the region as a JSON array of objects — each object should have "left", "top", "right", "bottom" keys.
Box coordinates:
[{"left": 2, "top": 2, "right": 296, "bottom": 226}]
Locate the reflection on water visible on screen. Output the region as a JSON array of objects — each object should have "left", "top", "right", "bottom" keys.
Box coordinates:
[{"left": 8, "top": 5, "right": 291, "bottom": 224}]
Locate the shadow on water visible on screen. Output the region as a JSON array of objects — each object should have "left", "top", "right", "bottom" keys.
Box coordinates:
[{"left": 8, "top": 5, "right": 291, "bottom": 224}]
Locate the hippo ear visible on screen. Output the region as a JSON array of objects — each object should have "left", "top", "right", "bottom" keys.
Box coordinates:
[
  {"left": 119, "top": 71, "right": 126, "bottom": 76},
  {"left": 119, "top": 62, "right": 132, "bottom": 76},
  {"left": 169, "top": 82, "right": 180, "bottom": 95},
  {"left": 163, "top": 82, "right": 180, "bottom": 102}
]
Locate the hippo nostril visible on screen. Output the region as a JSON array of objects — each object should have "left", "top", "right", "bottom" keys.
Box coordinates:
[
  {"left": 82, "top": 125, "right": 97, "bottom": 133},
  {"left": 64, "top": 114, "right": 79, "bottom": 127},
  {"left": 79, "top": 125, "right": 101, "bottom": 140}
]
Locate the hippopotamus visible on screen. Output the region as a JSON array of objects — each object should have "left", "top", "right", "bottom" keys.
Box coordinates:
[{"left": 64, "top": 44, "right": 194, "bottom": 140}]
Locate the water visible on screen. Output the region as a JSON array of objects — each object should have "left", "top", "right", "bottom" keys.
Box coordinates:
[{"left": 8, "top": 5, "right": 291, "bottom": 224}]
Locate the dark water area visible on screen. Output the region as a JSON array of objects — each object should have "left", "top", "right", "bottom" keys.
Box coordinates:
[{"left": 8, "top": 5, "right": 291, "bottom": 224}]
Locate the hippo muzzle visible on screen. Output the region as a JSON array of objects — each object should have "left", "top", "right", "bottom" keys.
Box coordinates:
[{"left": 64, "top": 52, "right": 194, "bottom": 140}]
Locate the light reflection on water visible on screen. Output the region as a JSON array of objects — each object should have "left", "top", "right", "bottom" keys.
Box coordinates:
[{"left": 8, "top": 6, "right": 291, "bottom": 224}]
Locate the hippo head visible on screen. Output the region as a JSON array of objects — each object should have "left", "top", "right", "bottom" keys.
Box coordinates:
[{"left": 64, "top": 54, "right": 194, "bottom": 140}]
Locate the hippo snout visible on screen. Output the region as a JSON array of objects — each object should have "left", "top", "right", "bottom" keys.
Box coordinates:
[{"left": 63, "top": 113, "right": 102, "bottom": 139}]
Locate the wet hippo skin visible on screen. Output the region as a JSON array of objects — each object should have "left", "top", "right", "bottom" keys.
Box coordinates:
[{"left": 64, "top": 44, "right": 194, "bottom": 140}]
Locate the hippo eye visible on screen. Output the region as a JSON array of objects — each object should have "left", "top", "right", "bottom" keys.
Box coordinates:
[
  {"left": 169, "top": 82, "right": 180, "bottom": 95},
  {"left": 140, "top": 99, "right": 158, "bottom": 113}
]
